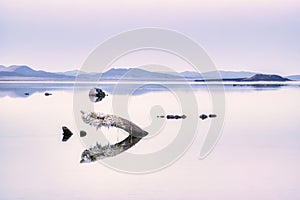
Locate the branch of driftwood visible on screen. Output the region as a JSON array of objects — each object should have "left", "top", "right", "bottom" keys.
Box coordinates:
[{"left": 80, "top": 111, "right": 148, "bottom": 163}]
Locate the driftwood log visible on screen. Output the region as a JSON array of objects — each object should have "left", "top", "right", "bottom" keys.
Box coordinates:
[{"left": 80, "top": 111, "right": 148, "bottom": 163}]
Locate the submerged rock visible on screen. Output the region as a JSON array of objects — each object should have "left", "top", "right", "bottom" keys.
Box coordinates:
[
  {"left": 89, "top": 88, "right": 107, "bottom": 103},
  {"left": 209, "top": 114, "right": 217, "bottom": 118},
  {"left": 62, "top": 126, "right": 73, "bottom": 142},
  {"left": 44, "top": 92, "right": 52, "bottom": 96},
  {"left": 166, "top": 115, "right": 186, "bottom": 119},
  {"left": 199, "top": 114, "right": 217, "bottom": 120},
  {"left": 80, "top": 130, "right": 87, "bottom": 137},
  {"left": 199, "top": 114, "right": 208, "bottom": 120},
  {"left": 166, "top": 115, "right": 174, "bottom": 119}
]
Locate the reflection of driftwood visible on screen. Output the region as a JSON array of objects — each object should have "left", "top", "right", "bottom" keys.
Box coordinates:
[
  {"left": 80, "top": 111, "right": 148, "bottom": 163},
  {"left": 80, "top": 135, "right": 141, "bottom": 163}
]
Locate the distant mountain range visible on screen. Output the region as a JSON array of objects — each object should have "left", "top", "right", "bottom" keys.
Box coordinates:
[
  {"left": 195, "top": 73, "right": 291, "bottom": 82},
  {"left": 0, "top": 65, "right": 299, "bottom": 81},
  {"left": 0, "top": 65, "right": 72, "bottom": 80}
]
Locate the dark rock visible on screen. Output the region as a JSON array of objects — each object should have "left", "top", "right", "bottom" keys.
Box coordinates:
[
  {"left": 24, "top": 93, "right": 30, "bottom": 95},
  {"left": 166, "top": 115, "right": 186, "bottom": 119},
  {"left": 209, "top": 114, "right": 217, "bottom": 118},
  {"left": 89, "top": 88, "right": 107, "bottom": 103},
  {"left": 80, "top": 130, "right": 87, "bottom": 137},
  {"left": 166, "top": 115, "right": 175, "bottom": 119},
  {"left": 199, "top": 114, "right": 208, "bottom": 120},
  {"left": 45, "top": 92, "right": 52, "bottom": 96},
  {"left": 160, "top": 115, "right": 165, "bottom": 118},
  {"left": 62, "top": 126, "right": 73, "bottom": 142}
]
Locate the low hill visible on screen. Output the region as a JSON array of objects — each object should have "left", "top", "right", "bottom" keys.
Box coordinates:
[
  {"left": 0, "top": 65, "right": 73, "bottom": 80},
  {"left": 242, "top": 74, "right": 291, "bottom": 81},
  {"left": 195, "top": 73, "right": 292, "bottom": 82},
  {"left": 286, "top": 75, "right": 300, "bottom": 81}
]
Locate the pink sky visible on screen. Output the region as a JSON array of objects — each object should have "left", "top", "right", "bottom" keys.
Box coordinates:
[{"left": 0, "top": 0, "right": 300, "bottom": 75}]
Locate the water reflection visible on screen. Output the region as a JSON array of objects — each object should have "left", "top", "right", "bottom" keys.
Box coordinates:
[
  {"left": 0, "top": 82, "right": 76, "bottom": 98},
  {"left": 0, "top": 82, "right": 300, "bottom": 199},
  {"left": 1, "top": 82, "right": 298, "bottom": 98}
]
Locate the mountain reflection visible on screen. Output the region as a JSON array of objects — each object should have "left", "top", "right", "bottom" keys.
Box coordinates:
[{"left": 0, "top": 82, "right": 291, "bottom": 98}]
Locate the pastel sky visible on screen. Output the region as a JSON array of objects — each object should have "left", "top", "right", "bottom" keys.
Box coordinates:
[{"left": 1, "top": 0, "right": 300, "bottom": 75}]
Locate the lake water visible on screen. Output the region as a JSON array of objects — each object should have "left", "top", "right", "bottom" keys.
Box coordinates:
[{"left": 0, "top": 82, "right": 300, "bottom": 200}]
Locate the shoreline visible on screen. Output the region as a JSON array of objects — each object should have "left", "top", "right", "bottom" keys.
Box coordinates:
[{"left": 0, "top": 80, "right": 300, "bottom": 86}]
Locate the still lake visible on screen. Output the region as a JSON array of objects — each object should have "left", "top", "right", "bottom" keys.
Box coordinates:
[{"left": 0, "top": 81, "right": 300, "bottom": 200}]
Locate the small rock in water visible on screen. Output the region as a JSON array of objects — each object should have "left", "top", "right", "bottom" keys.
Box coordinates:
[
  {"left": 89, "top": 88, "right": 107, "bottom": 103},
  {"left": 209, "top": 114, "right": 217, "bottom": 118},
  {"left": 24, "top": 93, "right": 30, "bottom": 96},
  {"left": 199, "top": 114, "right": 208, "bottom": 120},
  {"left": 160, "top": 115, "right": 165, "bottom": 118},
  {"left": 167, "top": 115, "right": 175, "bottom": 119},
  {"left": 45, "top": 92, "right": 52, "bottom": 96},
  {"left": 166, "top": 115, "right": 186, "bottom": 119},
  {"left": 80, "top": 130, "right": 87, "bottom": 137},
  {"left": 62, "top": 126, "right": 73, "bottom": 142}
]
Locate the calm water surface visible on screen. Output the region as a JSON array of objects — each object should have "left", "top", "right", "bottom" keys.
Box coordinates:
[{"left": 0, "top": 82, "right": 300, "bottom": 200}]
